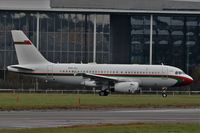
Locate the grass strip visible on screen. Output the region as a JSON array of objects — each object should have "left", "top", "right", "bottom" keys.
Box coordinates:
[{"left": 0, "top": 93, "right": 199, "bottom": 110}]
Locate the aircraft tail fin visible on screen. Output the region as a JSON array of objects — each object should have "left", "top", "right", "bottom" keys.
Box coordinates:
[{"left": 11, "top": 30, "right": 49, "bottom": 65}]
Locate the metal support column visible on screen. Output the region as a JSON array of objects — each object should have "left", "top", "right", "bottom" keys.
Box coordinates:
[
  {"left": 93, "top": 14, "right": 97, "bottom": 63},
  {"left": 36, "top": 12, "right": 40, "bottom": 49},
  {"left": 36, "top": 12, "right": 40, "bottom": 90},
  {"left": 150, "top": 14, "right": 153, "bottom": 65},
  {"left": 186, "top": 45, "right": 191, "bottom": 74}
]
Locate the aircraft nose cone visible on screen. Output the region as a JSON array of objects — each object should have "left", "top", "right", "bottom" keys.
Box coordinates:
[{"left": 182, "top": 75, "right": 193, "bottom": 86}]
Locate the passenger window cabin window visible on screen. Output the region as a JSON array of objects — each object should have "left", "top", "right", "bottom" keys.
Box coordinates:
[
  {"left": 176, "top": 71, "right": 180, "bottom": 75},
  {"left": 175, "top": 71, "right": 184, "bottom": 75}
]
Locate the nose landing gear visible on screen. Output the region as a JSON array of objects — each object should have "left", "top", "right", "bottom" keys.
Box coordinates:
[{"left": 162, "top": 87, "right": 167, "bottom": 98}]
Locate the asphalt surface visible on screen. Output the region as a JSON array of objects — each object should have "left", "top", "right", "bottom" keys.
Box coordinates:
[{"left": 0, "top": 108, "right": 199, "bottom": 129}]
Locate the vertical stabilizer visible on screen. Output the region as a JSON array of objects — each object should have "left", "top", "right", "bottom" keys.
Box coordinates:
[{"left": 11, "top": 30, "right": 49, "bottom": 65}]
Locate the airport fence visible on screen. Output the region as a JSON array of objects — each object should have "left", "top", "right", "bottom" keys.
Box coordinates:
[{"left": 0, "top": 89, "right": 199, "bottom": 96}]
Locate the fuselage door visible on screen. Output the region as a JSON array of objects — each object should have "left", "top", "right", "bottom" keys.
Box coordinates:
[
  {"left": 47, "top": 65, "right": 53, "bottom": 79},
  {"left": 162, "top": 65, "right": 168, "bottom": 79}
]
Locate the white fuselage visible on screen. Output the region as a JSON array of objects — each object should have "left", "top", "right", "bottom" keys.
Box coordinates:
[{"left": 8, "top": 63, "right": 193, "bottom": 88}]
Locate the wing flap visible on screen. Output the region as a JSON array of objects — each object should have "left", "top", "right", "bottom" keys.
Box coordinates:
[
  {"left": 76, "top": 73, "right": 142, "bottom": 84},
  {"left": 77, "top": 73, "right": 118, "bottom": 82}
]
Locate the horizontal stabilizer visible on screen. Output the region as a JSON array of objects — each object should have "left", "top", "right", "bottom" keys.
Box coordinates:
[{"left": 7, "top": 65, "right": 34, "bottom": 71}]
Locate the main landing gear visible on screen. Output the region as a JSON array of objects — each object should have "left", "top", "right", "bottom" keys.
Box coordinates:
[
  {"left": 99, "top": 90, "right": 109, "bottom": 96},
  {"left": 98, "top": 85, "right": 110, "bottom": 96},
  {"left": 161, "top": 87, "right": 167, "bottom": 98}
]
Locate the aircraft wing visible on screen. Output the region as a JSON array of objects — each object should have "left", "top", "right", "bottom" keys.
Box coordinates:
[
  {"left": 76, "top": 73, "right": 141, "bottom": 85},
  {"left": 77, "top": 73, "right": 119, "bottom": 82}
]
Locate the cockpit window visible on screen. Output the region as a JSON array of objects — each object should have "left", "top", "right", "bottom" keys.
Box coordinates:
[{"left": 175, "top": 71, "right": 185, "bottom": 75}]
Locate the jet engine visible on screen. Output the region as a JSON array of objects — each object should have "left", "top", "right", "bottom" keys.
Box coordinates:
[
  {"left": 114, "top": 82, "right": 139, "bottom": 93},
  {"left": 81, "top": 80, "right": 96, "bottom": 87}
]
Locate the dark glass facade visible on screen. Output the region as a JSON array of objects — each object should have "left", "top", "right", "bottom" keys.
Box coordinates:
[
  {"left": 39, "top": 13, "right": 111, "bottom": 64},
  {"left": 130, "top": 15, "right": 150, "bottom": 64},
  {"left": 0, "top": 11, "right": 200, "bottom": 76},
  {"left": 0, "top": 11, "right": 111, "bottom": 70},
  {"left": 152, "top": 15, "right": 199, "bottom": 74},
  {"left": 0, "top": 12, "right": 37, "bottom": 70},
  {"left": 130, "top": 14, "right": 200, "bottom": 74}
]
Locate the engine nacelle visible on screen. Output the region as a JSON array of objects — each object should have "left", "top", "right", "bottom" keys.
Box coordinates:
[
  {"left": 81, "top": 80, "right": 96, "bottom": 87},
  {"left": 114, "top": 82, "right": 139, "bottom": 93}
]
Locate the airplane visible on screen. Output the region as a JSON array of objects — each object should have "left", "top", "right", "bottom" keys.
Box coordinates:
[{"left": 7, "top": 30, "right": 193, "bottom": 97}]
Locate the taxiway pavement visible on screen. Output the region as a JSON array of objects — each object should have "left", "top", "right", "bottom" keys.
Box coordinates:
[{"left": 0, "top": 108, "right": 199, "bottom": 129}]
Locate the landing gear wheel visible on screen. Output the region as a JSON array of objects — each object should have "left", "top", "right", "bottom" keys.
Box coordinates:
[
  {"left": 162, "top": 92, "right": 167, "bottom": 98},
  {"left": 99, "top": 90, "right": 109, "bottom": 96},
  {"left": 99, "top": 91, "right": 105, "bottom": 96}
]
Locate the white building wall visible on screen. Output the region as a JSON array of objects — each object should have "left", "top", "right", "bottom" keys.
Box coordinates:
[{"left": 0, "top": 0, "right": 50, "bottom": 9}]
